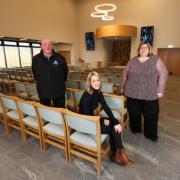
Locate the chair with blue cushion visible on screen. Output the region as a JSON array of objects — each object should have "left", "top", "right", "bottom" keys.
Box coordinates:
[
  {"left": 0, "top": 93, "right": 7, "bottom": 132},
  {"left": 74, "top": 89, "right": 84, "bottom": 112},
  {"left": 35, "top": 103, "right": 68, "bottom": 161},
  {"left": 101, "top": 83, "right": 115, "bottom": 94},
  {"left": 17, "top": 99, "right": 43, "bottom": 149},
  {"left": 25, "top": 83, "right": 39, "bottom": 101},
  {"left": 99, "top": 93, "right": 128, "bottom": 130},
  {"left": 14, "top": 82, "right": 29, "bottom": 99},
  {"left": 79, "top": 81, "right": 87, "bottom": 90},
  {"left": 64, "top": 109, "right": 110, "bottom": 176},
  {"left": 0, "top": 94, "right": 23, "bottom": 138}
]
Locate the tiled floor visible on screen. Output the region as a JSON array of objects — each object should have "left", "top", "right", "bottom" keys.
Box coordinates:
[{"left": 0, "top": 75, "right": 180, "bottom": 180}]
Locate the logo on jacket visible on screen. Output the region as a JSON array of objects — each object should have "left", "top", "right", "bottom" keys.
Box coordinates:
[{"left": 53, "top": 60, "right": 59, "bottom": 66}]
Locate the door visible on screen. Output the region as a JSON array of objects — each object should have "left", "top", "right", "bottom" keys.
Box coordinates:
[
  {"left": 58, "top": 51, "right": 71, "bottom": 64},
  {"left": 158, "top": 48, "right": 180, "bottom": 75}
]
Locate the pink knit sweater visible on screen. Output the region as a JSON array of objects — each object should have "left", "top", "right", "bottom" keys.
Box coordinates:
[{"left": 121, "top": 55, "right": 168, "bottom": 100}]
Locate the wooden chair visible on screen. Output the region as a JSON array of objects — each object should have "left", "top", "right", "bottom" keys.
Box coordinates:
[
  {"left": 0, "top": 94, "right": 23, "bottom": 138},
  {"left": 14, "top": 82, "right": 29, "bottom": 99},
  {"left": 74, "top": 89, "right": 84, "bottom": 112},
  {"left": 35, "top": 103, "right": 68, "bottom": 161},
  {"left": 64, "top": 109, "right": 110, "bottom": 176},
  {"left": 0, "top": 93, "right": 7, "bottom": 132},
  {"left": 65, "top": 89, "right": 75, "bottom": 110},
  {"left": 101, "top": 83, "right": 115, "bottom": 94},
  {"left": 17, "top": 99, "right": 43, "bottom": 149},
  {"left": 79, "top": 81, "right": 87, "bottom": 90},
  {"left": 0, "top": 73, "right": 16, "bottom": 91},
  {"left": 100, "top": 93, "right": 128, "bottom": 130},
  {"left": 25, "top": 83, "right": 39, "bottom": 101},
  {"left": 66, "top": 80, "right": 80, "bottom": 90}
]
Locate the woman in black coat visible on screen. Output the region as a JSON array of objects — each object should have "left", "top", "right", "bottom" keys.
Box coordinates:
[{"left": 79, "top": 71, "right": 134, "bottom": 166}]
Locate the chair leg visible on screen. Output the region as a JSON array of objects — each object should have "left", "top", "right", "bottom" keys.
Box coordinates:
[
  {"left": 97, "top": 157, "right": 102, "bottom": 177},
  {"left": 39, "top": 135, "right": 44, "bottom": 151}
]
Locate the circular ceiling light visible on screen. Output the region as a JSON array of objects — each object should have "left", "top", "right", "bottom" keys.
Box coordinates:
[
  {"left": 102, "top": 15, "right": 114, "bottom": 21},
  {"left": 91, "top": 11, "right": 107, "bottom": 17},
  {"left": 95, "top": 3, "right": 117, "bottom": 13}
]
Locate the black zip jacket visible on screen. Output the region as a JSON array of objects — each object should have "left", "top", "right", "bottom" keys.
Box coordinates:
[
  {"left": 79, "top": 90, "right": 119, "bottom": 126},
  {"left": 32, "top": 50, "right": 68, "bottom": 99}
]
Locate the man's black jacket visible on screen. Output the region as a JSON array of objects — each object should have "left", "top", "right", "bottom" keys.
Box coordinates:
[{"left": 32, "top": 50, "right": 68, "bottom": 99}]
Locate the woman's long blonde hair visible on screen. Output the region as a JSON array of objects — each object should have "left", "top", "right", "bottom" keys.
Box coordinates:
[
  {"left": 137, "top": 41, "right": 153, "bottom": 57},
  {"left": 86, "top": 71, "right": 101, "bottom": 94}
]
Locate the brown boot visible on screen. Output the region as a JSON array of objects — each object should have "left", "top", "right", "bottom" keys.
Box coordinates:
[
  {"left": 120, "top": 148, "right": 135, "bottom": 165},
  {"left": 110, "top": 148, "right": 135, "bottom": 166}
]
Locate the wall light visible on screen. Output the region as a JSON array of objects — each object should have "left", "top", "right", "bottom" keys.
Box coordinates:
[{"left": 90, "top": 3, "right": 117, "bottom": 21}]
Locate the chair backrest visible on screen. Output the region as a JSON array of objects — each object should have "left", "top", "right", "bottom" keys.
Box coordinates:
[
  {"left": 15, "top": 82, "right": 26, "bottom": 92},
  {"left": 74, "top": 90, "right": 84, "bottom": 106},
  {"left": 64, "top": 110, "right": 99, "bottom": 135},
  {"left": 17, "top": 100, "right": 37, "bottom": 116},
  {"left": 110, "top": 78, "right": 121, "bottom": 84},
  {"left": 26, "top": 83, "right": 38, "bottom": 96},
  {"left": 36, "top": 105, "right": 64, "bottom": 124},
  {"left": 1, "top": 95, "right": 18, "bottom": 111},
  {"left": 79, "top": 81, "right": 87, "bottom": 90},
  {"left": 101, "top": 83, "right": 114, "bottom": 94},
  {"left": 103, "top": 94, "right": 123, "bottom": 110},
  {"left": 100, "top": 77, "right": 109, "bottom": 83},
  {"left": 66, "top": 80, "right": 79, "bottom": 89},
  {"left": 70, "top": 73, "right": 81, "bottom": 80}
]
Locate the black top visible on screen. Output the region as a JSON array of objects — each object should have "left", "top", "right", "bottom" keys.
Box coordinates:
[
  {"left": 79, "top": 90, "right": 119, "bottom": 126},
  {"left": 32, "top": 50, "right": 68, "bottom": 99}
]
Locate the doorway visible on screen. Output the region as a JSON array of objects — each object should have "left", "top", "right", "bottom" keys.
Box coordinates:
[
  {"left": 58, "top": 51, "right": 71, "bottom": 64},
  {"left": 112, "top": 39, "right": 131, "bottom": 65},
  {"left": 158, "top": 48, "right": 180, "bottom": 75}
]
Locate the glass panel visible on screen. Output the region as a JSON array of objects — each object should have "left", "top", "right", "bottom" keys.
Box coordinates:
[
  {"left": 4, "top": 41, "right": 17, "bottom": 46},
  {"left": 5, "top": 46, "right": 20, "bottom": 68},
  {"left": 32, "top": 43, "right": 40, "bottom": 47},
  {"left": 19, "top": 42, "right": 30, "bottom": 46},
  {"left": 33, "top": 48, "right": 41, "bottom": 56},
  {"left": 19, "top": 47, "right": 32, "bottom": 67},
  {"left": 0, "top": 46, "right": 6, "bottom": 68}
]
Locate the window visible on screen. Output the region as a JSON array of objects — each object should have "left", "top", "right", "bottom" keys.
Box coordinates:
[
  {"left": 32, "top": 43, "right": 40, "bottom": 47},
  {"left": 4, "top": 41, "right": 17, "bottom": 46},
  {"left": 19, "top": 42, "right": 30, "bottom": 47},
  {"left": 5, "top": 46, "right": 20, "bottom": 68},
  {"left": 0, "top": 46, "right": 6, "bottom": 68},
  {"left": 19, "top": 47, "right": 32, "bottom": 67},
  {"left": 33, "top": 48, "right": 41, "bottom": 56}
]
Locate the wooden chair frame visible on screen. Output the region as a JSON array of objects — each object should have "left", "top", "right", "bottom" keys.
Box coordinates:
[
  {"left": 64, "top": 109, "right": 110, "bottom": 176},
  {"left": 35, "top": 103, "right": 68, "bottom": 161}
]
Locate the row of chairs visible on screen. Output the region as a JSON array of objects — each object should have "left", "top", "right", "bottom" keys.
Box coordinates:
[
  {"left": 14, "top": 82, "right": 39, "bottom": 101},
  {"left": 0, "top": 94, "right": 109, "bottom": 176},
  {"left": 66, "top": 80, "right": 121, "bottom": 94},
  {"left": 0, "top": 73, "right": 16, "bottom": 91},
  {"left": 1, "top": 68, "right": 34, "bottom": 83},
  {"left": 66, "top": 89, "right": 128, "bottom": 129},
  {"left": 68, "top": 73, "right": 122, "bottom": 81}
]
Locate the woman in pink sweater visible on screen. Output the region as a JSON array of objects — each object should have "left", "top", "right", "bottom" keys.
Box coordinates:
[{"left": 121, "top": 42, "right": 168, "bottom": 141}]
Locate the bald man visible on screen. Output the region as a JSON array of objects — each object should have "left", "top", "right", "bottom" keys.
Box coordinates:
[{"left": 32, "top": 39, "right": 68, "bottom": 107}]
